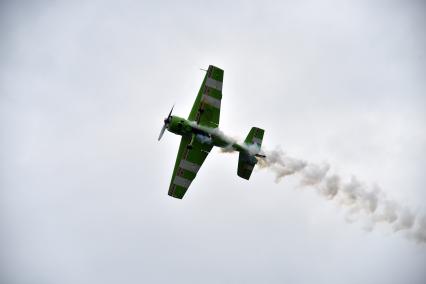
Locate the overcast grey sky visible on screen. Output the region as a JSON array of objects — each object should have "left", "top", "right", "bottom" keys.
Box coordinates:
[{"left": 1, "top": 0, "right": 426, "bottom": 283}]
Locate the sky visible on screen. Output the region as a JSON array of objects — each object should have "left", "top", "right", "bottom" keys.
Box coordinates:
[{"left": 1, "top": 0, "right": 426, "bottom": 283}]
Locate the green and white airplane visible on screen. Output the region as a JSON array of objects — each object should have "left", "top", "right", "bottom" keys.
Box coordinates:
[{"left": 159, "top": 65, "right": 265, "bottom": 199}]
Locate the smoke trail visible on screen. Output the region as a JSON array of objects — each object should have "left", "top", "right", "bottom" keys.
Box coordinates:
[
  {"left": 256, "top": 146, "right": 426, "bottom": 244},
  {"left": 202, "top": 125, "right": 425, "bottom": 243}
]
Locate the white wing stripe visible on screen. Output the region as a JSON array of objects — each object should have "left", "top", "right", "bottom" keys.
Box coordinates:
[
  {"left": 205, "top": 77, "right": 223, "bottom": 91},
  {"left": 202, "top": 94, "right": 221, "bottom": 109},
  {"left": 173, "top": 176, "right": 191, "bottom": 189},
  {"left": 179, "top": 160, "right": 201, "bottom": 173}
]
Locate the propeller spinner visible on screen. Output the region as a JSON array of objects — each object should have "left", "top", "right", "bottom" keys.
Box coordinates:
[{"left": 158, "top": 105, "right": 174, "bottom": 141}]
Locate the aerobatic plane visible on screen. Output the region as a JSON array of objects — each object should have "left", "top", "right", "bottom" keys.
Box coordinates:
[{"left": 158, "top": 65, "right": 265, "bottom": 199}]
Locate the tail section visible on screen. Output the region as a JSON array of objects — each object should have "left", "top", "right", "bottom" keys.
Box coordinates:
[{"left": 237, "top": 127, "right": 265, "bottom": 180}]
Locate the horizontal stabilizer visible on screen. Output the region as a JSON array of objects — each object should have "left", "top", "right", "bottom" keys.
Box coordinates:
[
  {"left": 244, "top": 126, "right": 264, "bottom": 147},
  {"left": 237, "top": 127, "right": 265, "bottom": 180}
]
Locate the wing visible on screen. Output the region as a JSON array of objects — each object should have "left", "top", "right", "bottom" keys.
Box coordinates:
[
  {"left": 168, "top": 136, "right": 213, "bottom": 199},
  {"left": 188, "top": 65, "right": 223, "bottom": 129}
]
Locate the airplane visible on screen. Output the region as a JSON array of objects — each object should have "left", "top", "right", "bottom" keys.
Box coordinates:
[{"left": 158, "top": 65, "right": 265, "bottom": 199}]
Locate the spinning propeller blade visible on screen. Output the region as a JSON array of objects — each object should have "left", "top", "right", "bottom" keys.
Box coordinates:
[
  {"left": 158, "top": 105, "right": 174, "bottom": 141},
  {"left": 158, "top": 124, "right": 167, "bottom": 141}
]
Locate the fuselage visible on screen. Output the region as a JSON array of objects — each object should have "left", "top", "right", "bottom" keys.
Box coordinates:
[{"left": 167, "top": 115, "right": 246, "bottom": 152}]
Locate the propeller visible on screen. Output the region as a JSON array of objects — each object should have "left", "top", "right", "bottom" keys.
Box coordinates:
[{"left": 158, "top": 105, "right": 174, "bottom": 141}]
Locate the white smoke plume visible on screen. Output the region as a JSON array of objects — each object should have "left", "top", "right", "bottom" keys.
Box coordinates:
[
  {"left": 256, "top": 146, "right": 426, "bottom": 244},
  {"left": 202, "top": 125, "right": 425, "bottom": 243}
]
